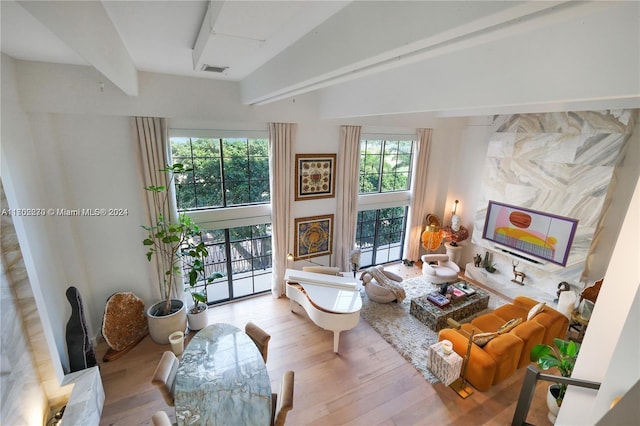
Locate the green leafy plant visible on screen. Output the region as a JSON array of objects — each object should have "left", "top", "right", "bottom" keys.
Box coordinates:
[
  {"left": 185, "top": 268, "right": 224, "bottom": 314},
  {"left": 530, "top": 338, "right": 581, "bottom": 406},
  {"left": 142, "top": 164, "right": 210, "bottom": 316}
]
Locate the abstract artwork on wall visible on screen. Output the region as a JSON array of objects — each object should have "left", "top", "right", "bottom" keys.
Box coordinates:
[
  {"left": 294, "top": 214, "right": 334, "bottom": 259},
  {"left": 482, "top": 200, "right": 579, "bottom": 266},
  {"left": 295, "top": 154, "right": 336, "bottom": 201}
]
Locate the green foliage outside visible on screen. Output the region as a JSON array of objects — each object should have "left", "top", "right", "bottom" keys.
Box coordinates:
[
  {"left": 359, "top": 140, "right": 413, "bottom": 193},
  {"left": 170, "top": 137, "right": 270, "bottom": 210}
]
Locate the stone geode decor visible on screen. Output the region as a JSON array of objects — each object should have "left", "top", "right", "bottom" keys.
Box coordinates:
[
  {"left": 66, "top": 286, "right": 97, "bottom": 372},
  {"left": 102, "top": 292, "right": 148, "bottom": 361}
]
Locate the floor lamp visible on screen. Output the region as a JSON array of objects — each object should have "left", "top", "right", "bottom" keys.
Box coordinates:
[{"left": 447, "top": 318, "right": 475, "bottom": 398}]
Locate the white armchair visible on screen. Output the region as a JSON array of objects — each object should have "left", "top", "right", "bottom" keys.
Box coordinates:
[{"left": 421, "top": 254, "right": 460, "bottom": 284}]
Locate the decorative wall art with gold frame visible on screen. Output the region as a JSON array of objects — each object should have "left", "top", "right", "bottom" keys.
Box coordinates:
[
  {"left": 295, "top": 153, "right": 336, "bottom": 201},
  {"left": 294, "top": 214, "right": 334, "bottom": 259}
]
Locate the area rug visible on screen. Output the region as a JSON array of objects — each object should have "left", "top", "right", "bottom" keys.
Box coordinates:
[{"left": 359, "top": 274, "right": 510, "bottom": 384}]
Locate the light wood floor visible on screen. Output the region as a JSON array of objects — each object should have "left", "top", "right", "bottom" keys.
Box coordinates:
[{"left": 98, "top": 263, "right": 552, "bottom": 426}]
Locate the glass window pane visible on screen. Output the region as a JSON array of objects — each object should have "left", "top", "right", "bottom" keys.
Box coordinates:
[
  {"left": 359, "top": 138, "right": 413, "bottom": 195},
  {"left": 355, "top": 207, "right": 407, "bottom": 267}
]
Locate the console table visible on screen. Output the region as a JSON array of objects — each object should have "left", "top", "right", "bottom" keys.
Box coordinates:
[{"left": 410, "top": 283, "right": 489, "bottom": 331}]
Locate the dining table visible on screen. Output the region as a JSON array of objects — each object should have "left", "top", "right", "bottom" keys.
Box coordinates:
[{"left": 174, "top": 323, "right": 272, "bottom": 425}]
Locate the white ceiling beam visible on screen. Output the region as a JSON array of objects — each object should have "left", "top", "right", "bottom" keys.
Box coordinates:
[
  {"left": 192, "top": 0, "right": 225, "bottom": 72},
  {"left": 240, "top": 1, "right": 571, "bottom": 105},
  {"left": 18, "top": 0, "right": 138, "bottom": 96},
  {"left": 192, "top": 1, "right": 350, "bottom": 79},
  {"left": 314, "top": 1, "right": 640, "bottom": 119}
]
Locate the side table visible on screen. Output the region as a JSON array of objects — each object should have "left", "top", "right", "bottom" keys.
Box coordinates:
[
  {"left": 444, "top": 242, "right": 464, "bottom": 268},
  {"left": 427, "top": 341, "right": 463, "bottom": 386},
  {"left": 570, "top": 310, "right": 589, "bottom": 342}
]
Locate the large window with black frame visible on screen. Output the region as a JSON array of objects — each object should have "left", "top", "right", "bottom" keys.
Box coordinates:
[
  {"left": 170, "top": 135, "right": 272, "bottom": 303},
  {"left": 356, "top": 138, "right": 414, "bottom": 268}
]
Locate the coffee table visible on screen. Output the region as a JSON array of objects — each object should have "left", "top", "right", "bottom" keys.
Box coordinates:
[{"left": 410, "top": 282, "right": 489, "bottom": 331}]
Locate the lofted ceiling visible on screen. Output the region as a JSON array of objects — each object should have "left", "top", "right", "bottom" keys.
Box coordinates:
[
  {"left": 1, "top": 1, "right": 639, "bottom": 115},
  {"left": 1, "top": 0, "right": 350, "bottom": 97}
]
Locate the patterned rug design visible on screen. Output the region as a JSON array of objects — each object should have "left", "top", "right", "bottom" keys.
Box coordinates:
[{"left": 359, "top": 274, "right": 509, "bottom": 384}]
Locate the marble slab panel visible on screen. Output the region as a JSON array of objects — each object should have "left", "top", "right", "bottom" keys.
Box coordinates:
[
  {"left": 492, "top": 110, "right": 637, "bottom": 134},
  {"left": 475, "top": 110, "right": 636, "bottom": 297},
  {"left": 60, "top": 366, "right": 104, "bottom": 426}
]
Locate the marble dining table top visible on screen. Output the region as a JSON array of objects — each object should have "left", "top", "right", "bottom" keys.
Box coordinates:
[{"left": 174, "top": 323, "right": 272, "bottom": 426}]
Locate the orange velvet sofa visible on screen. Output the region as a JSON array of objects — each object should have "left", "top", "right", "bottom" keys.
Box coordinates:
[{"left": 438, "top": 296, "right": 569, "bottom": 391}]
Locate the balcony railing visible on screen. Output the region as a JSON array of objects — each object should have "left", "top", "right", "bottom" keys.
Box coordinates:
[{"left": 511, "top": 365, "right": 601, "bottom": 426}]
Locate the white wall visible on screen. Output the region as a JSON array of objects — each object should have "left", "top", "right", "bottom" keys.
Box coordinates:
[
  {"left": 557, "top": 173, "right": 640, "bottom": 425},
  {"left": 1, "top": 55, "right": 69, "bottom": 374}
]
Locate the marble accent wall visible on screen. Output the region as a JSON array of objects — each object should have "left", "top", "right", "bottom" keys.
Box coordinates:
[
  {"left": 1, "top": 180, "right": 105, "bottom": 424},
  {"left": 471, "top": 110, "right": 637, "bottom": 298},
  {"left": 1, "top": 181, "right": 50, "bottom": 425}
]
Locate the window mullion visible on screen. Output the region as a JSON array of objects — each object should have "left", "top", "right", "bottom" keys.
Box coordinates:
[
  {"left": 189, "top": 137, "right": 199, "bottom": 209},
  {"left": 219, "top": 138, "right": 228, "bottom": 207}
]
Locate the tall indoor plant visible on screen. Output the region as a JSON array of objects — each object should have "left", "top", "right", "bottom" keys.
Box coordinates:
[
  {"left": 143, "top": 163, "right": 209, "bottom": 343},
  {"left": 530, "top": 338, "right": 581, "bottom": 423}
]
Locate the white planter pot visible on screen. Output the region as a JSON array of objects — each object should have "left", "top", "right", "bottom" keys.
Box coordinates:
[
  {"left": 546, "top": 384, "right": 561, "bottom": 424},
  {"left": 187, "top": 304, "right": 209, "bottom": 331},
  {"left": 147, "top": 299, "right": 187, "bottom": 344}
]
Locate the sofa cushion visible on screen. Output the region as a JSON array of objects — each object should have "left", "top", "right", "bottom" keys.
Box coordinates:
[
  {"left": 493, "top": 304, "right": 529, "bottom": 323},
  {"left": 497, "top": 317, "right": 523, "bottom": 334},
  {"left": 473, "top": 332, "right": 498, "bottom": 347},
  {"left": 482, "top": 332, "right": 523, "bottom": 384},
  {"left": 527, "top": 302, "right": 546, "bottom": 321},
  {"left": 513, "top": 296, "right": 569, "bottom": 345},
  {"left": 509, "top": 320, "right": 546, "bottom": 368},
  {"left": 470, "top": 313, "right": 507, "bottom": 333}
]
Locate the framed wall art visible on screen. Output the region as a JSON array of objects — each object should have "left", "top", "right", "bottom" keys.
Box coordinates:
[
  {"left": 295, "top": 153, "right": 336, "bottom": 201},
  {"left": 482, "top": 200, "right": 579, "bottom": 266},
  {"left": 294, "top": 214, "right": 334, "bottom": 259}
]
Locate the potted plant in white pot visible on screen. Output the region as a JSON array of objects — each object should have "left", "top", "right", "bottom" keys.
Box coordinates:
[
  {"left": 143, "top": 163, "right": 209, "bottom": 344},
  {"left": 530, "top": 338, "right": 581, "bottom": 423},
  {"left": 184, "top": 258, "right": 224, "bottom": 331}
]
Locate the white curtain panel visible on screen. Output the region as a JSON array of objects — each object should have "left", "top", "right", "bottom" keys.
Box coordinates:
[
  {"left": 404, "top": 128, "right": 433, "bottom": 262},
  {"left": 335, "top": 125, "right": 362, "bottom": 271},
  {"left": 268, "top": 123, "right": 295, "bottom": 297},
  {"left": 132, "top": 116, "right": 178, "bottom": 299}
]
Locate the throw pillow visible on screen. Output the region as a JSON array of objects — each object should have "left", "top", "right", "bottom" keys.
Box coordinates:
[
  {"left": 473, "top": 332, "right": 498, "bottom": 347},
  {"left": 527, "top": 302, "right": 546, "bottom": 321},
  {"left": 497, "top": 317, "right": 522, "bottom": 334}
]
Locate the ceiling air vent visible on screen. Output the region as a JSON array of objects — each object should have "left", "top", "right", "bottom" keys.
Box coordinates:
[{"left": 201, "top": 65, "right": 229, "bottom": 73}]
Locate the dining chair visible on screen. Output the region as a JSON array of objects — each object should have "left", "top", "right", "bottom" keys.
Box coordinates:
[
  {"left": 151, "top": 410, "right": 174, "bottom": 426},
  {"left": 151, "top": 351, "right": 179, "bottom": 406},
  {"left": 271, "top": 370, "right": 295, "bottom": 426},
  {"left": 245, "top": 321, "right": 271, "bottom": 363}
]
